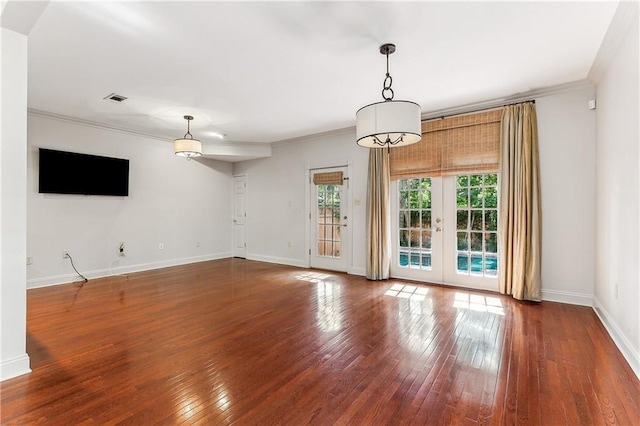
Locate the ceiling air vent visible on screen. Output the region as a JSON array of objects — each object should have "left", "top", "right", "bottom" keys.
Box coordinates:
[{"left": 103, "top": 93, "right": 128, "bottom": 103}]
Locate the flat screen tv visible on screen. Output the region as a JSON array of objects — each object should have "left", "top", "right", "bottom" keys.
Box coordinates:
[{"left": 39, "top": 148, "right": 129, "bottom": 196}]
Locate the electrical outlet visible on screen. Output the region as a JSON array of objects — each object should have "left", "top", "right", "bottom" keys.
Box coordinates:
[
  {"left": 26, "top": 256, "right": 33, "bottom": 265},
  {"left": 62, "top": 251, "right": 69, "bottom": 259},
  {"left": 159, "top": 243, "right": 164, "bottom": 250},
  {"left": 196, "top": 241, "right": 200, "bottom": 248}
]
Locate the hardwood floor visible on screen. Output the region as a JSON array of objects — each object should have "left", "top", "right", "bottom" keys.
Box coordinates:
[{"left": 1, "top": 258, "right": 638, "bottom": 425}]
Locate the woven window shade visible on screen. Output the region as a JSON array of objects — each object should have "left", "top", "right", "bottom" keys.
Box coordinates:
[
  {"left": 313, "top": 171, "right": 344, "bottom": 185},
  {"left": 389, "top": 109, "right": 501, "bottom": 180}
]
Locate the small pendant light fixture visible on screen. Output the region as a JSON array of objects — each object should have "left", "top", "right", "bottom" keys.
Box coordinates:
[
  {"left": 174, "top": 115, "right": 202, "bottom": 160},
  {"left": 356, "top": 43, "right": 422, "bottom": 148}
]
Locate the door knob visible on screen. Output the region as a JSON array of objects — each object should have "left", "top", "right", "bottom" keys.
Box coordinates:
[{"left": 436, "top": 227, "right": 441, "bottom": 232}]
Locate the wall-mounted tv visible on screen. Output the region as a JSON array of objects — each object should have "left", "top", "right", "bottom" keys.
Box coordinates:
[{"left": 39, "top": 148, "right": 129, "bottom": 196}]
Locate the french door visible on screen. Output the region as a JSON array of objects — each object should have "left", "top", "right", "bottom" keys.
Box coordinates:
[
  {"left": 390, "top": 173, "right": 499, "bottom": 292},
  {"left": 310, "top": 167, "right": 349, "bottom": 272}
]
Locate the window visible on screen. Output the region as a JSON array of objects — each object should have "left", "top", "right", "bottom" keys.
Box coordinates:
[
  {"left": 398, "top": 178, "right": 432, "bottom": 269},
  {"left": 316, "top": 184, "right": 341, "bottom": 258},
  {"left": 389, "top": 109, "right": 501, "bottom": 289},
  {"left": 455, "top": 174, "right": 498, "bottom": 276}
]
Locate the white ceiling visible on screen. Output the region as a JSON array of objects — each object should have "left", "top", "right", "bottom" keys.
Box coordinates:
[{"left": 4, "top": 1, "right": 619, "bottom": 151}]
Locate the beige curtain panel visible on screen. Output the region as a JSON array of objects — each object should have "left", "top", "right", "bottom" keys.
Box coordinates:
[
  {"left": 366, "top": 149, "right": 391, "bottom": 280},
  {"left": 498, "top": 102, "right": 542, "bottom": 301},
  {"left": 313, "top": 171, "right": 344, "bottom": 186},
  {"left": 390, "top": 109, "right": 501, "bottom": 179}
]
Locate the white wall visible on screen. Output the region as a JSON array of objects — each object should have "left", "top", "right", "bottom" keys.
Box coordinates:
[
  {"left": 1, "top": 28, "right": 31, "bottom": 380},
  {"left": 233, "top": 129, "right": 369, "bottom": 274},
  {"left": 593, "top": 12, "right": 639, "bottom": 377},
  {"left": 536, "top": 85, "right": 597, "bottom": 305},
  {"left": 234, "top": 85, "right": 600, "bottom": 305},
  {"left": 25, "top": 87, "right": 603, "bottom": 300},
  {"left": 26, "top": 114, "right": 234, "bottom": 288}
]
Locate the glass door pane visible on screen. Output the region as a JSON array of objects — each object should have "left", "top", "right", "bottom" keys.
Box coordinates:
[
  {"left": 398, "top": 178, "right": 432, "bottom": 270},
  {"left": 453, "top": 174, "right": 498, "bottom": 277},
  {"left": 316, "top": 184, "right": 341, "bottom": 258}
]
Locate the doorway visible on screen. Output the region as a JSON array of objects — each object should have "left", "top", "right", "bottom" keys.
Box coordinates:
[
  {"left": 309, "top": 166, "right": 349, "bottom": 272},
  {"left": 233, "top": 175, "right": 247, "bottom": 258},
  {"left": 390, "top": 173, "right": 499, "bottom": 292}
]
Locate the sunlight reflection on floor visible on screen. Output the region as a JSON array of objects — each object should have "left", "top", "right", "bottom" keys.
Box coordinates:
[
  {"left": 384, "top": 283, "right": 429, "bottom": 301},
  {"left": 295, "top": 272, "right": 332, "bottom": 283},
  {"left": 316, "top": 281, "right": 343, "bottom": 332},
  {"left": 294, "top": 272, "right": 343, "bottom": 332},
  {"left": 383, "top": 283, "right": 505, "bottom": 316},
  {"left": 453, "top": 292, "right": 505, "bottom": 315},
  {"left": 176, "top": 391, "right": 201, "bottom": 422}
]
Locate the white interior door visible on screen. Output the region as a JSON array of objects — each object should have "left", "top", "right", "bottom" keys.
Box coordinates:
[
  {"left": 233, "top": 175, "right": 247, "bottom": 258},
  {"left": 310, "top": 167, "right": 349, "bottom": 272}
]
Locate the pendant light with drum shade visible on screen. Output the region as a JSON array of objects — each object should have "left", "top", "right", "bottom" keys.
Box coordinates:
[
  {"left": 356, "top": 43, "right": 422, "bottom": 148},
  {"left": 174, "top": 115, "right": 202, "bottom": 160}
]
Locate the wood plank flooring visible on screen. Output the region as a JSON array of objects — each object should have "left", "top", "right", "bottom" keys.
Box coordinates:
[{"left": 1, "top": 258, "right": 638, "bottom": 425}]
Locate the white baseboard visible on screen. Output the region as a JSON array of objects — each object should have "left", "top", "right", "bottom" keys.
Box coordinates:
[
  {"left": 348, "top": 267, "right": 366, "bottom": 276},
  {"left": 593, "top": 297, "right": 640, "bottom": 380},
  {"left": 26, "top": 252, "right": 232, "bottom": 289},
  {"left": 0, "top": 354, "right": 31, "bottom": 381},
  {"left": 246, "top": 254, "right": 306, "bottom": 268},
  {"left": 541, "top": 289, "right": 593, "bottom": 306}
]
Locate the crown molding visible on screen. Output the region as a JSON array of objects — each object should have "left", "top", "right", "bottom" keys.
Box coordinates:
[
  {"left": 27, "top": 108, "right": 269, "bottom": 148},
  {"left": 0, "top": 0, "right": 50, "bottom": 36},
  {"left": 28, "top": 108, "right": 171, "bottom": 142},
  {"left": 273, "top": 80, "right": 595, "bottom": 147},
  {"left": 421, "top": 80, "right": 593, "bottom": 121},
  {"left": 30, "top": 78, "right": 596, "bottom": 151},
  {"left": 271, "top": 125, "right": 355, "bottom": 147},
  {"left": 206, "top": 140, "right": 270, "bottom": 148},
  {"left": 588, "top": 1, "right": 639, "bottom": 84}
]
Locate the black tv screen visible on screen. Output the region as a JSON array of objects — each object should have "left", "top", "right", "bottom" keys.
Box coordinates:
[{"left": 39, "top": 148, "right": 129, "bottom": 196}]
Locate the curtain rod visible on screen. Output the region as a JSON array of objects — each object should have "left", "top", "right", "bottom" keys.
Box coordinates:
[{"left": 422, "top": 99, "right": 536, "bottom": 122}]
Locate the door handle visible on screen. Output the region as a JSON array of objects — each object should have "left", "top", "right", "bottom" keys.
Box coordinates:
[
  {"left": 436, "top": 227, "right": 441, "bottom": 232},
  {"left": 341, "top": 224, "right": 347, "bottom": 227}
]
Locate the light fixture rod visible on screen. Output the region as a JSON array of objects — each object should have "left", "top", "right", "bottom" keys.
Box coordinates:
[
  {"left": 183, "top": 115, "right": 194, "bottom": 140},
  {"left": 380, "top": 43, "right": 396, "bottom": 101},
  {"left": 385, "top": 48, "right": 390, "bottom": 75}
]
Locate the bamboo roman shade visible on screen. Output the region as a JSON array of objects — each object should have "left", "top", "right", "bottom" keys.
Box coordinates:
[
  {"left": 389, "top": 109, "right": 502, "bottom": 179},
  {"left": 313, "top": 171, "right": 344, "bottom": 185}
]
